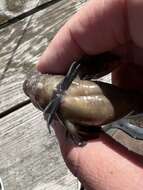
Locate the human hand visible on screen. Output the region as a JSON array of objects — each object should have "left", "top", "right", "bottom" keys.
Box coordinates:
[{"left": 37, "top": 0, "right": 143, "bottom": 189}]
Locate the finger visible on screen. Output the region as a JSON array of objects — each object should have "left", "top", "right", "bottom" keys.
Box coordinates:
[
  {"left": 37, "top": 0, "right": 127, "bottom": 73},
  {"left": 53, "top": 121, "right": 143, "bottom": 190},
  {"left": 112, "top": 60, "right": 143, "bottom": 89},
  {"left": 74, "top": 134, "right": 143, "bottom": 190},
  {"left": 127, "top": 0, "right": 143, "bottom": 49}
]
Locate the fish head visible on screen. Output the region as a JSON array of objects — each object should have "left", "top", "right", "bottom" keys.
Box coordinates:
[{"left": 23, "top": 72, "right": 63, "bottom": 110}]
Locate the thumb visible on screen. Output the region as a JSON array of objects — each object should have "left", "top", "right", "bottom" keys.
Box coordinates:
[{"left": 37, "top": 0, "right": 127, "bottom": 74}]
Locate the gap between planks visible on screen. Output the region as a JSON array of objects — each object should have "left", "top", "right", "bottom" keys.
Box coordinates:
[
  {"left": 0, "top": 0, "right": 64, "bottom": 30},
  {"left": 0, "top": 103, "right": 77, "bottom": 190},
  {"left": 0, "top": 98, "right": 31, "bottom": 119}
]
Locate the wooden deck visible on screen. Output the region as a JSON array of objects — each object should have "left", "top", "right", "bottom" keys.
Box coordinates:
[
  {"left": 0, "top": 0, "right": 143, "bottom": 189},
  {"left": 0, "top": 1, "right": 86, "bottom": 189}
]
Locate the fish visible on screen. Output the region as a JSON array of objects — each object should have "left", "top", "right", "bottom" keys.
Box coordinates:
[{"left": 23, "top": 70, "right": 143, "bottom": 145}]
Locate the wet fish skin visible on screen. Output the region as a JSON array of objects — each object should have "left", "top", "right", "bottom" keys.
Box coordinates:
[{"left": 23, "top": 72, "right": 143, "bottom": 127}]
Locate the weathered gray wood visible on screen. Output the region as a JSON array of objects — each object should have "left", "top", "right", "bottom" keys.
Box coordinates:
[
  {"left": 98, "top": 74, "right": 111, "bottom": 83},
  {"left": 0, "top": 104, "right": 77, "bottom": 190},
  {"left": 111, "top": 129, "right": 143, "bottom": 156},
  {"left": 0, "top": 0, "right": 86, "bottom": 114},
  {"left": 0, "top": 0, "right": 39, "bottom": 24},
  {"left": 0, "top": 0, "right": 57, "bottom": 24}
]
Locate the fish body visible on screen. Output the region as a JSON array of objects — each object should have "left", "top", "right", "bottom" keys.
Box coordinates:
[
  {"left": 23, "top": 72, "right": 143, "bottom": 138},
  {"left": 23, "top": 53, "right": 143, "bottom": 158},
  {"left": 23, "top": 51, "right": 143, "bottom": 146}
]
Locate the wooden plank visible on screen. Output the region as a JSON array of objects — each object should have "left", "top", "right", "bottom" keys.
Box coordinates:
[
  {"left": 0, "top": 15, "right": 34, "bottom": 114},
  {"left": 0, "top": 0, "right": 39, "bottom": 24},
  {"left": 0, "top": 0, "right": 68, "bottom": 29},
  {"left": 98, "top": 74, "right": 111, "bottom": 83},
  {"left": 0, "top": 0, "right": 85, "bottom": 114},
  {"left": 111, "top": 129, "right": 143, "bottom": 156},
  {"left": 0, "top": 0, "right": 60, "bottom": 25},
  {"left": 0, "top": 104, "right": 77, "bottom": 190}
]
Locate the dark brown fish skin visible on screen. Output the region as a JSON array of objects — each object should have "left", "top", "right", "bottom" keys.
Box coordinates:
[
  {"left": 23, "top": 72, "right": 143, "bottom": 127},
  {"left": 78, "top": 52, "right": 121, "bottom": 79}
]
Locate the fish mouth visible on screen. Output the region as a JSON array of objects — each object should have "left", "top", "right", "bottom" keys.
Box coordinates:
[
  {"left": 23, "top": 72, "right": 42, "bottom": 97},
  {"left": 23, "top": 72, "right": 38, "bottom": 105},
  {"left": 23, "top": 79, "right": 30, "bottom": 97},
  {"left": 23, "top": 73, "right": 47, "bottom": 111},
  {"left": 23, "top": 78, "right": 43, "bottom": 110}
]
